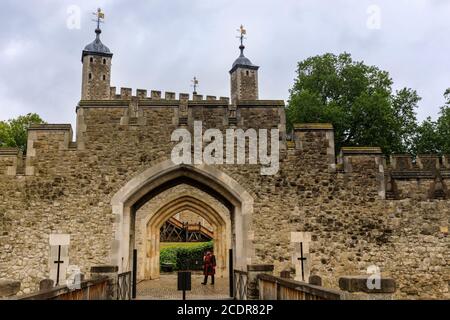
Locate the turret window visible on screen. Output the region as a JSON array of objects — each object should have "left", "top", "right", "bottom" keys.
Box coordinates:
[
  {"left": 246, "top": 70, "right": 250, "bottom": 76},
  {"left": 90, "top": 57, "right": 93, "bottom": 63},
  {"left": 88, "top": 73, "right": 92, "bottom": 80},
  {"left": 103, "top": 75, "right": 106, "bottom": 81},
  {"left": 103, "top": 59, "right": 106, "bottom": 65}
]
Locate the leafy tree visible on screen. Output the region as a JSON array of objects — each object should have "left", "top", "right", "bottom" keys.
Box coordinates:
[
  {"left": 412, "top": 117, "right": 440, "bottom": 155},
  {"left": 0, "top": 113, "right": 45, "bottom": 153},
  {"left": 286, "top": 53, "right": 420, "bottom": 155},
  {"left": 412, "top": 90, "right": 450, "bottom": 155},
  {"left": 0, "top": 121, "right": 13, "bottom": 147},
  {"left": 436, "top": 108, "right": 450, "bottom": 155}
]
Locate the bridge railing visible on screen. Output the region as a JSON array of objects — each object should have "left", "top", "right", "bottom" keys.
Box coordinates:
[
  {"left": 258, "top": 274, "right": 343, "bottom": 300},
  {"left": 17, "top": 277, "right": 110, "bottom": 300},
  {"left": 233, "top": 269, "right": 248, "bottom": 300},
  {"left": 117, "top": 271, "right": 132, "bottom": 300}
]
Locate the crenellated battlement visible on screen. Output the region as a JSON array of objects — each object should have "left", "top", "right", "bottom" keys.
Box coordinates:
[
  {"left": 388, "top": 154, "right": 450, "bottom": 171},
  {"left": 1, "top": 120, "right": 448, "bottom": 201},
  {"left": 108, "top": 87, "right": 230, "bottom": 103},
  {"left": 0, "top": 148, "right": 24, "bottom": 176}
]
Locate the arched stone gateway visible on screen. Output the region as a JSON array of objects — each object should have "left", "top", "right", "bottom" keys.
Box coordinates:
[
  {"left": 140, "top": 194, "right": 231, "bottom": 279},
  {"left": 110, "top": 160, "right": 254, "bottom": 276}
]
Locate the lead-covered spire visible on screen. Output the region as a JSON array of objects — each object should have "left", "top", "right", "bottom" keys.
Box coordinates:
[
  {"left": 230, "top": 25, "right": 259, "bottom": 74},
  {"left": 82, "top": 8, "right": 112, "bottom": 61}
]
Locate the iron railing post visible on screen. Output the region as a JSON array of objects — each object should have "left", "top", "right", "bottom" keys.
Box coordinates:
[{"left": 132, "top": 249, "right": 137, "bottom": 299}]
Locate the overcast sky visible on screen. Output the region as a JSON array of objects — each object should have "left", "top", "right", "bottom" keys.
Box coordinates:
[{"left": 1, "top": 0, "right": 449, "bottom": 128}]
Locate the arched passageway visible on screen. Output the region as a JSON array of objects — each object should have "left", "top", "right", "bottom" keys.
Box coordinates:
[
  {"left": 110, "top": 161, "right": 255, "bottom": 281},
  {"left": 137, "top": 191, "right": 231, "bottom": 280}
]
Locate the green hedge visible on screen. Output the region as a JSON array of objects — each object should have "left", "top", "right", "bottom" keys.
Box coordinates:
[{"left": 160, "top": 242, "right": 213, "bottom": 271}]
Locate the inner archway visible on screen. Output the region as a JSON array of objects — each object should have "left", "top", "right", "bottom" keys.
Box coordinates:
[
  {"left": 110, "top": 160, "right": 255, "bottom": 297},
  {"left": 135, "top": 186, "right": 232, "bottom": 280}
]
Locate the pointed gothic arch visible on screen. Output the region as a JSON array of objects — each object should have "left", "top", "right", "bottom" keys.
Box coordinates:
[
  {"left": 110, "top": 160, "right": 254, "bottom": 275},
  {"left": 139, "top": 195, "right": 231, "bottom": 279}
]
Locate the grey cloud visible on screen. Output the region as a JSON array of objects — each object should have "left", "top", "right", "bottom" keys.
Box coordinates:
[{"left": 1, "top": 0, "right": 450, "bottom": 129}]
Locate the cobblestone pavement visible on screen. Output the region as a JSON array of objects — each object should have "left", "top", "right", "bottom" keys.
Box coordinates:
[{"left": 136, "top": 272, "right": 231, "bottom": 300}]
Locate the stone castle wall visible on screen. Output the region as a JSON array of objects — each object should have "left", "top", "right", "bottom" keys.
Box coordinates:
[
  {"left": 135, "top": 184, "right": 230, "bottom": 280},
  {"left": 0, "top": 93, "right": 448, "bottom": 299},
  {"left": 174, "top": 211, "right": 213, "bottom": 231}
]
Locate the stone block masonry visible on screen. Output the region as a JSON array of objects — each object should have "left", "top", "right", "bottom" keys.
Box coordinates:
[
  {"left": 0, "top": 22, "right": 448, "bottom": 299},
  {"left": 0, "top": 94, "right": 448, "bottom": 299}
]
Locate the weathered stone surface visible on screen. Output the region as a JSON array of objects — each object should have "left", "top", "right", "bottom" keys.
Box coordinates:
[
  {"left": 0, "top": 280, "right": 20, "bottom": 297},
  {"left": 90, "top": 265, "right": 119, "bottom": 274},
  {"left": 339, "top": 276, "right": 396, "bottom": 293},
  {"left": 39, "top": 279, "right": 54, "bottom": 291},
  {"left": 0, "top": 31, "right": 448, "bottom": 301},
  {"left": 309, "top": 275, "right": 322, "bottom": 286},
  {"left": 90, "top": 265, "right": 118, "bottom": 300},
  {"left": 247, "top": 264, "right": 274, "bottom": 300},
  {"left": 248, "top": 265, "right": 274, "bottom": 272}
]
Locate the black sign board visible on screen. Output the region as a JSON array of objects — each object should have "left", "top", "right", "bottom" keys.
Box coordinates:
[
  {"left": 178, "top": 271, "right": 191, "bottom": 300},
  {"left": 177, "top": 271, "right": 192, "bottom": 291}
]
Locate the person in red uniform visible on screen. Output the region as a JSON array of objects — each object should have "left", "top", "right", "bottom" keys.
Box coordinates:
[{"left": 201, "top": 250, "right": 216, "bottom": 285}]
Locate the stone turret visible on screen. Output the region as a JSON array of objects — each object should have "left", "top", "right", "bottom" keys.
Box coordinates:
[
  {"left": 230, "top": 26, "right": 259, "bottom": 103},
  {"left": 81, "top": 9, "right": 113, "bottom": 100}
]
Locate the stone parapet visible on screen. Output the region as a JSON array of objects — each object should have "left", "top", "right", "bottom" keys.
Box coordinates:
[
  {"left": 293, "top": 123, "right": 335, "bottom": 172},
  {"left": 0, "top": 148, "right": 20, "bottom": 156},
  {"left": 0, "top": 148, "right": 21, "bottom": 176},
  {"left": 246, "top": 264, "right": 274, "bottom": 300},
  {"left": 0, "top": 280, "right": 21, "bottom": 298},
  {"left": 339, "top": 276, "right": 396, "bottom": 300},
  {"left": 25, "top": 124, "right": 74, "bottom": 176},
  {"left": 293, "top": 123, "right": 333, "bottom": 131},
  {"left": 339, "top": 147, "right": 385, "bottom": 199},
  {"left": 90, "top": 265, "right": 119, "bottom": 300},
  {"left": 107, "top": 87, "right": 232, "bottom": 103}
]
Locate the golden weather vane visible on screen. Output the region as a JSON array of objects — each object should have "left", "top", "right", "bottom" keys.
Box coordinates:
[
  {"left": 92, "top": 8, "right": 105, "bottom": 29},
  {"left": 237, "top": 24, "right": 247, "bottom": 47}
]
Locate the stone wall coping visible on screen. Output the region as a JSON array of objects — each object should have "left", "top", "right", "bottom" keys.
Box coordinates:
[
  {"left": 390, "top": 171, "right": 435, "bottom": 179},
  {"left": 417, "top": 154, "right": 440, "bottom": 158},
  {"left": 90, "top": 265, "right": 119, "bottom": 273},
  {"left": 77, "top": 99, "right": 284, "bottom": 108},
  {"left": 293, "top": 123, "right": 333, "bottom": 130},
  {"left": 390, "top": 154, "right": 413, "bottom": 157},
  {"left": 236, "top": 100, "right": 285, "bottom": 107},
  {"left": 28, "top": 124, "right": 72, "bottom": 131},
  {"left": 258, "top": 273, "right": 343, "bottom": 300},
  {"left": 16, "top": 276, "right": 109, "bottom": 300},
  {"left": 247, "top": 264, "right": 274, "bottom": 272},
  {"left": 338, "top": 275, "right": 396, "bottom": 294},
  {"left": 340, "top": 147, "right": 383, "bottom": 155},
  {"left": 0, "top": 148, "right": 20, "bottom": 156}
]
